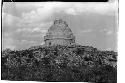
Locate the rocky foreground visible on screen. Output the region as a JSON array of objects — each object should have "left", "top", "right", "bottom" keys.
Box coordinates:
[{"left": 2, "top": 45, "right": 117, "bottom": 82}]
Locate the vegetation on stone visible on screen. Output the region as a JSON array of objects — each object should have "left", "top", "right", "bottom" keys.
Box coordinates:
[{"left": 1, "top": 45, "right": 117, "bottom": 82}]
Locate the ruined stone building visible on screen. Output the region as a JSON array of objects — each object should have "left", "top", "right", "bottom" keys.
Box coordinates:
[{"left": 44, "top": 19, "right": 75, "bottom": 46}]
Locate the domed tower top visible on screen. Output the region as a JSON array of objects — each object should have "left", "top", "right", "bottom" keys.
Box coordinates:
[
  {"left": 44, "top": 19, "right": 75, "bottom": 46},
  {"left": 54, "top": 19, "right": 68, "bottom": 26}
]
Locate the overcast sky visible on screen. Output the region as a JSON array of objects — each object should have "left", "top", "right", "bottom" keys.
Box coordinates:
[{"left": 2, "top": 0, "right": 118, "bottom": 51}]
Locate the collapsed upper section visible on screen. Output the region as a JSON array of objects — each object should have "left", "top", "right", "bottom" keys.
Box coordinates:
[{"left": 44, "top": 19, "right": 75, "bottom": 46}]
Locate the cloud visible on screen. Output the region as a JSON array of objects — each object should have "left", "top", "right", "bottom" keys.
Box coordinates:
[
  {"left": 106, "top": 31, "right": 113, "bottom": 35},
  {"left": 80, "top": 29, "right": 93, "bottom": 33},
  {"left": 3, "top": 2, "right": 118, "bottom": 18},
  {"left": 2, "top": 2, "right": 42, "bottom": 17},
  {"left": 66, "top": 2, "right": 117, "bottom": 15},
  {"left": 19, "top": 3, "right": 56, "bottom": 24},
  {"left": 47, "top": 2, "right": 118, "bottom": 16},
  {"left": 20, "top": 40, "right": 36, "bottom": 44},
  {"left": 16, "top": 27, "right": 47, "bottom": 34},
  {"left": 2, "top": 36, "right": 15, "bottom": 50},
  {"left": 50, "top": 2, "right": 118, "bottom": 16},
  {"left": 100, "top": 28, "right": 114, "bottom": 35},
  {"left": 2, "top": 12, "right": 51, "bottom": 50},
  {"left": 2, "top": 12, "right": 20, "bottom": 27},
  {"left": 31, "top": 28, "right": 47, "bottom": 33},
  {"left": 65, "top": 8, "right": 77, "bottom": 15},
  {"left": 16, "top": 21, "right": 52, "bottom": 35}
]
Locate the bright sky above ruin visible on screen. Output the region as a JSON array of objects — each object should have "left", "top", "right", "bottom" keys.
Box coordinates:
[{"left": 2, "top": 0, "right": 118, "bottom": 51}]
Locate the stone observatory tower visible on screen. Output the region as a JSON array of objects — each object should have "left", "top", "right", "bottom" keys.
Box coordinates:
[{"left": 44, "top": 19, "right": 75, "bottom": 46}]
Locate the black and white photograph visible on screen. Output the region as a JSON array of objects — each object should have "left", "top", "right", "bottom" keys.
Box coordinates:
[{"left": 1, "top": 0, "right": 118, "bottom": 82}]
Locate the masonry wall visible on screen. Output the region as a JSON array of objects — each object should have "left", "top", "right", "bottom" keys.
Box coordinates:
[{"left": 45, "top": 39, "right": 75, "bottom": 46}]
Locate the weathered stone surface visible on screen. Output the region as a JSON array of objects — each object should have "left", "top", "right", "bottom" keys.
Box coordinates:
[{"left": 44, "top": 19, "right": 75, "bottom": 46}]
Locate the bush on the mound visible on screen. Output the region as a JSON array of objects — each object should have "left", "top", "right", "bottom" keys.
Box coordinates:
[{"left": 1, "top": 45, "right": 117, "bottom": 82}]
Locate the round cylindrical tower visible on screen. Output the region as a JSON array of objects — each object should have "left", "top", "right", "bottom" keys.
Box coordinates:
[{"left": 44, "top": 19, "right": 75, "bottom": 46}]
